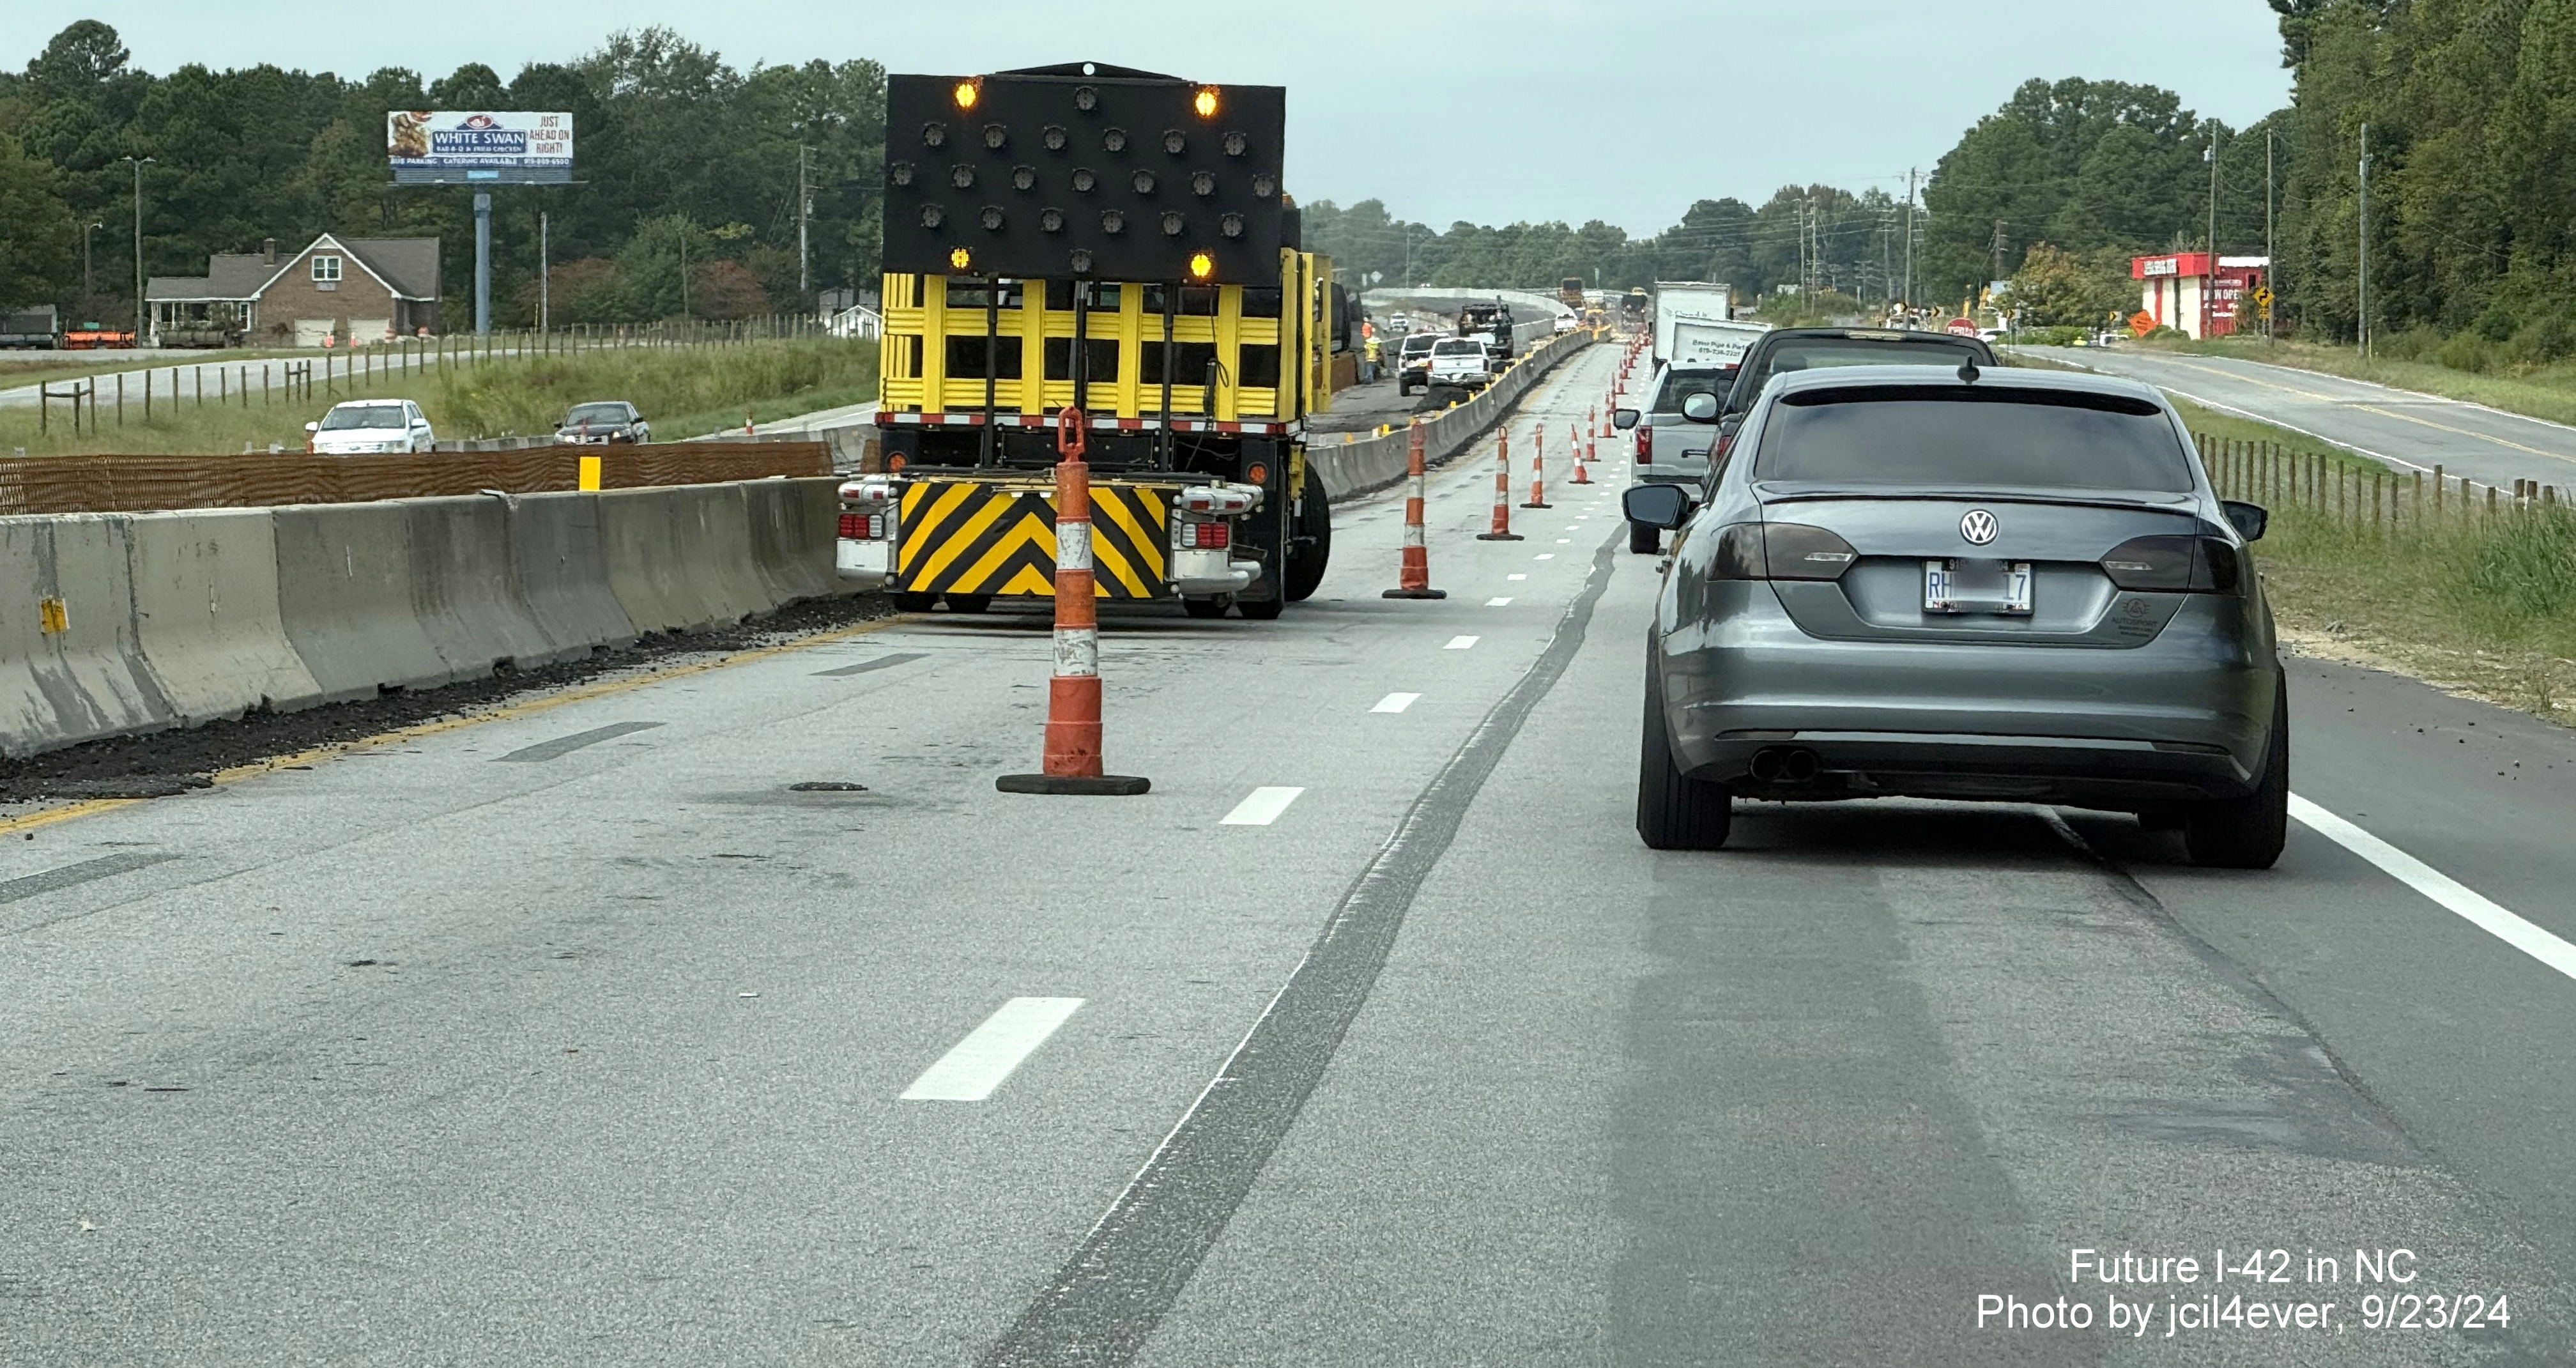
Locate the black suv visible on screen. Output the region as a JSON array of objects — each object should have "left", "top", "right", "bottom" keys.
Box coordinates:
[{"left": 1621, "top": 327, "right": 1998, "bottom": 551}]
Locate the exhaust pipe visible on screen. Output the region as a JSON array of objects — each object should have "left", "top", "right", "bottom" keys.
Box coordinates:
[{"left": 1749, "top": 746, "right": 1821, "bottom": 785}]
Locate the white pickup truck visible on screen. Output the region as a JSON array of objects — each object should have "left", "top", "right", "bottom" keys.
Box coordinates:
[{"left": 1426, "top": 336, "right": 1492, "bottom": 389}]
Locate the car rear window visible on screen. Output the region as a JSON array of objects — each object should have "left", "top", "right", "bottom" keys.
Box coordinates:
[
  {"left": 1753, "top": 385, "right": 2195, "bottom": 492},
  {"left": 319, "top": 404, "right": 408, "bottom": 431},
  {"left": 1652, "top": 370, "right": 1733, "bottom": 414}
]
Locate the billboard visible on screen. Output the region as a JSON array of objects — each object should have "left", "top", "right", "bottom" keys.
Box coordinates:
[
  {"left": 388, "top": 111, "right": 573, "bottom": 182},
  {"left": 880, "top": 67, "right": 1287, "bottom": 284}
]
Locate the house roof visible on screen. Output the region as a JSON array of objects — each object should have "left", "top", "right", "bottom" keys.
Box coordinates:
[
  {"left": 146, "top": 235, "right": 441, "bottom": 303},
  {"left": 147, "top": 254, "right": 282, "bottom": 303}
]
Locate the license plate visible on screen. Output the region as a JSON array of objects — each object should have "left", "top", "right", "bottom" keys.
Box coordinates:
[{"left": 1924, "top": 558, "right": 2034, "bottom": 614}]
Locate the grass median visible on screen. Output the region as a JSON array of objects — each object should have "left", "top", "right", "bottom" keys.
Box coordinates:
[
  {"left": 0, "top": 337, "right": 877, "bottom": 457},
  {"left": 2175, "top": 396, "right": 2576, "bottom": 724}
]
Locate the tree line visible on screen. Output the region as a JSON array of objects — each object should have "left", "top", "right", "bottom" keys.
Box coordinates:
[{"left": 0, "top": 21, "right": 885, "bottom": 328}]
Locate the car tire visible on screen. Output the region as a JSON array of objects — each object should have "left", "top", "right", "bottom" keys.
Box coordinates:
[
  {"left": 1637, "top": 652, "right": 1731, "bottom": 850},
  {"left": 944, "top": 592, "right": 992, "bottom": 614},
  {"left": 2184, "top": 677, "right": 2288, "bottom": 869},
  {"left": 1627, "top": 521, "right": 1660, "bottom": 555},
  {"left": 1285, "top": 466, "right": 1330, "bottom": 602}
]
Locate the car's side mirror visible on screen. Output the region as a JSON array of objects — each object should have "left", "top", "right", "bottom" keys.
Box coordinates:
[
  {"left": 1681, "top": 392, "right": 1720, "bottom": 422},
  {"left": 2222, "top": 500, "right": 2268, "bottom": 542},
  {"left": 1623, "top": 483, "right": 1695, "bottom": 530},
  {"left": 1611, "top": 408, "right": 1640, "bottom": 431}
]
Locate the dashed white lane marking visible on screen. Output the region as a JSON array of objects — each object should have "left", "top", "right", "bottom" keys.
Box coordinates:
[
  {"left": 900, "top": 997, "right": 1085, "bottom": 1102},
  {"left": 1507, "top": 573, "right": 1528, "bottom": 581},
  {"left": 1371, "top": 693, "right": 1422, "bottom": 714},
  {"left": 1536, "top": 553, "right": 1555, "bottom": 560},
  {"left": 2289, "top": 795, "right": 2576, "bottom": 983},
  {"left": 1445, "top": 636, "right": 1479, "bottom": 650},
  {"left": 1222, "top": 786, "right": 1307, "bottom": 826},
  {"left": 1486, "top": 597, "right": 1514, "bottom": 606}
]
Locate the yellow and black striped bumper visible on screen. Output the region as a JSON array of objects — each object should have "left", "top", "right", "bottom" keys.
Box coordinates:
[{"left": 893, "top": 479, "right": 1172, "bottom": 597}]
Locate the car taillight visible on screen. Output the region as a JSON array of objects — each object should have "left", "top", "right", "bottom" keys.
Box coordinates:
[
  {"left": 1635, "top": 425, "right": 1652, "bottom": 461},
  {"left": 838, "top": 512, "right": 887, "bottom": 539},
  {"left": 2100, "top": 534, "right": 2241, "bottom": 594},
  {"left": 1178, "top": 519, "right": 1229, "bottom": 550},
  {"left": 1708, "top": 522, "right": 1858, "bottom": 581}
]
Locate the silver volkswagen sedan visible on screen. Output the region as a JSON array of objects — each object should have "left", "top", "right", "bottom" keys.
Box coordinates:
[{"left": 1623, "top": 361, "right": 2285, "bottom": 866}]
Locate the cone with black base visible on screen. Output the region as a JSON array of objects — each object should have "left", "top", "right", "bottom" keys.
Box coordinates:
[
  {"left": 1476, "top": 427, "right": 1522, "bottom": 541},
  {"left": 1383, "top": 417, "right": 1448, "bottom": 599},
  {"left": 998, "top": 409, "right": 1152, "bottom": 795}
]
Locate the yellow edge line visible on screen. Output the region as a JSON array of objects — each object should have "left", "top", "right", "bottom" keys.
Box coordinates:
[{"left": 0, "top": 613, "right": 908, "bottom": 838}]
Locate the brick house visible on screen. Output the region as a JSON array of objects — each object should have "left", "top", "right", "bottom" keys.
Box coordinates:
[{"left": 147, "top": 234, "right": 441, "bottom": 346}]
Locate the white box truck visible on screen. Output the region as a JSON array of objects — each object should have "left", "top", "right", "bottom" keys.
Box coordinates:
[{"left": 1652, "top": 282, "right": 1766, "bottom": 369}]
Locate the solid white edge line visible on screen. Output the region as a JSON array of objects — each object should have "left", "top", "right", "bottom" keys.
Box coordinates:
[
  {"left": 1221, "top": 785, "right": 1306, "bottom": 826},
  {"left": 1371, "top": 693, "right": 1421, "bottom": 714},
  {"left": 1444, "top": 636, "right": 1479, "bottom": 650},
  {"left": 2289, "top": 794, "right": 2576, "bottom": 983},
  {"left": 900, "top": 997, "right": 1086, "bottom": 1102}
]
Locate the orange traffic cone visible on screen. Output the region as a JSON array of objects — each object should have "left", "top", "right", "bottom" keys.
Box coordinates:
[
  {"left": 1477, "top": 427, "right": 1522, "bottom": 541},
  {"left": 997, "top": 409, "right": 1151, "bottom": 795},
  {"left": 1383, "top": 417, "right": 1447, "bottom": 599}
]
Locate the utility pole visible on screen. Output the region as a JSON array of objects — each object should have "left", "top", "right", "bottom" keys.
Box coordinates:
[
  {"left": 2358, "top": 122, "right": 2372, "bottom": 357},
  {"left": 2266, "top": 129, "right": 2276, "bottom": 345},
  {"left": 82, "top": 220, "right": 102, "bottom": 319},
  {"left": 540, "top": 210, "right": 551, "bottom": 335},
  {"left": 120, "top": 155, "right": 154, "bottom": 342},
  {"left": 1903, "top": 168, "right": 1917, "bottom": 309},
  {"left": 2206, "top": 121, "right": 2222, "bottom": 341},
  {"left": 473, "top": 191, "right": 492, "bottom": 334}
]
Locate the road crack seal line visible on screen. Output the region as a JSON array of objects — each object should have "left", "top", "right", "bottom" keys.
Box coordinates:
[{"left": 979, "top": 534, "right": 1625, "bottom": 1367}]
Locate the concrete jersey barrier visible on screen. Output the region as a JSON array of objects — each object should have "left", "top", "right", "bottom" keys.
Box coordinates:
[
  {"left": 0, "top": 476, "right": 855, "bottom": 760},
  {"left": 1309, "top": 330, "right": 1593, "bottom": 501}
]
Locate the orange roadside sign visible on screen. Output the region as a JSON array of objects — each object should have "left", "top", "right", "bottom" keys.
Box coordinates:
[{"left": 2129, "top": 311, "right": 2157, "bottom": 338}]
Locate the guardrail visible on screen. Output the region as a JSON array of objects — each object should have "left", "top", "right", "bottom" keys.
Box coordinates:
[
  {"left": 0, "top": 442, "right": 829, "bottom": 516},
  {"left": 1307, "top": 329, "right": 1594, "bottom": 501},
  {"left": 0, "top": 477, "right": 854, "bottom": 758}
]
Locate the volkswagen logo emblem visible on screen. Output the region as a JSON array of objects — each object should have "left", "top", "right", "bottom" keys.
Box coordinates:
[{"left": 1959, "top": 509, "right": 1998, "bottom": 545}]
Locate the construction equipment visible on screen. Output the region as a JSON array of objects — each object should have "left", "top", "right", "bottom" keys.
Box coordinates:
[{"left": 841, "top": 61, "right": 1342, "bottom": 621}]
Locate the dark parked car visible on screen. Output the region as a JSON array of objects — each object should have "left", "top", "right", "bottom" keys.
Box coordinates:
[
  {"left": 558, "top": 401, "right": 652, "bottom": 444},
  {"left": 1621, "top": 327, "right": 1997, "bottom": 554},
  {"left": 1624, "top": 361, "right": 2285, "bottom": 867}
]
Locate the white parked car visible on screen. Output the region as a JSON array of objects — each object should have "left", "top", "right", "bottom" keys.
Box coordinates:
[{"left": 306, "top": 400, "right": 434, "bottom": 454}]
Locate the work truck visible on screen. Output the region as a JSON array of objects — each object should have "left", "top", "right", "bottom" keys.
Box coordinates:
[{"left": 840, "top": 62, "right": 1344, "bottom": 620}]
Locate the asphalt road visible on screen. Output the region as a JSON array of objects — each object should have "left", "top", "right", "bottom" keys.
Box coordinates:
[
  {"left": 2022, "top": 344, "right": 2576, "bottom": 493},
  {"left": 7, "top": 342, "right": 2576, "bottom": 1365}
]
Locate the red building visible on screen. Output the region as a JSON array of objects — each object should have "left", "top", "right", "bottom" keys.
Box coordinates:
[{"left": 2132, "top": 253, "right": 2269, "bottom": 339}]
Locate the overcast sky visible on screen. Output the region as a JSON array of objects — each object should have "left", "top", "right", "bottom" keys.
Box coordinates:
[{"left": 9, "top": 2, "right": 2294, "bottom": 234}]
